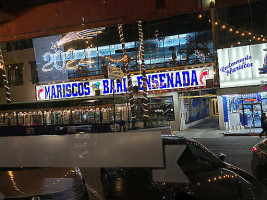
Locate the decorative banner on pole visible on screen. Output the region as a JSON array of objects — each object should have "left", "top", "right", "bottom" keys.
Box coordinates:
[{"left": 108, "top": 66, "right": 124, "bottom": 80}]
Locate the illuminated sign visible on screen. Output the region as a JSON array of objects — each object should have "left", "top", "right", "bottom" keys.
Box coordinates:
[
  {"left": 36, "top": 66, "right": 213, "bottom": 101},
  {"left": 218, "top": 43, "right": 267, "bottom": 88}
]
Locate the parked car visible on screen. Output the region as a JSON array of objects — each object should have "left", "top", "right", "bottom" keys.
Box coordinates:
[
  {"left": 101, "top": 135, "right": 264, "bottom": 200},
  {"left": 252, "top": 138, "right": 267, "bottom": 185},
  {"left": 0, "top": 167, "right": 89, "bottom": 199}
]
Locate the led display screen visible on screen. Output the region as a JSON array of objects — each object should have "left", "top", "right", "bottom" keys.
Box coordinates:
[{"left": 32, "top": 35, "right": 69, "bottom": 83}]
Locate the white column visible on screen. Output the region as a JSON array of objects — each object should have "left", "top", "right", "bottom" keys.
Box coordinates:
[{"left": 217, "top": 95, "right": 226, "bottom": 130}]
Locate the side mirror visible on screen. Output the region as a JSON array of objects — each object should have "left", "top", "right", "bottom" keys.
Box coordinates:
[{"left": 218, "top": 153, "right": 226, "bottom": 161}]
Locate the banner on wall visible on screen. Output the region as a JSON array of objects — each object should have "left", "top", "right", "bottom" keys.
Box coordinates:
[
  {"left": 35, "top": 66, "right": 214, "bottom": 101},
  {"left": 218, "top": 43, "right": 267, "bottom": 88}
]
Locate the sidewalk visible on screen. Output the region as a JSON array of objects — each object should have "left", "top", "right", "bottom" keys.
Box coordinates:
[
  {"left": 172, "top": 128, "right": 225, "bottom": 138},
  {"left": 224, "top": 127, "right": 265, "bottom": 136},
  {"left": 172, "top": 127, "right": 266, "bottom": 138}
]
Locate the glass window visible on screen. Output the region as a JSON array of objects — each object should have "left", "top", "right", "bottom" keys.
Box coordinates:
[
  {"left": 149, "top": 96, "right": 174, "bottom": 121},
  {"left": 180, "top": 32, "right": 196, "bottom": 65},
  {"left": 195, "top": 30, "right": 213, "bottom": 64},
  {"left": 149, "top": 38, "right": 165, "bottom": 69},
  {"left": 6, "top": 63, "right": 23, "bottom": 86},
  {"left": 29, "top": 62, "right": 39, "bottom": 84},
  {"left": 32, "top": 111, "right": 43, "bottom": 125},
  {"left": 163, "top": 35, "right": 179, "bottom": 67},
  {"left": 72, "top": 109, "right": 82, "bottom": 124}
]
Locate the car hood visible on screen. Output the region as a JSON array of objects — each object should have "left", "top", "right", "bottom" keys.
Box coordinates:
[
  {"left": 0, "top": 167, "right": 81, "bottom": 198},
  {"left": 151, "top": 167, "right": 261, "bottom": 200}
]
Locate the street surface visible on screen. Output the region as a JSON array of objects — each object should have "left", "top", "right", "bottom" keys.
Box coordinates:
[{"left": 195, "top": 136, "right": 263, "bottom": 175}]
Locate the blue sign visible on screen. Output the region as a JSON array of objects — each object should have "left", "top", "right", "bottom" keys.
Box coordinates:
[{"left": 36, "top": 67, "right": 214, "bottom": 101}]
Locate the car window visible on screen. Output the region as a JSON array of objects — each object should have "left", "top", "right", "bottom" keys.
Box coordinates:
[{"left": 177, "top": 144, "right": 221, "bottom": 172}]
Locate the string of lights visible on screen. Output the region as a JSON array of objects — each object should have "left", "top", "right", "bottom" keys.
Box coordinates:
[
  {"left": 0, "top": 49, "right": 11, "bottom": 103},
  {"left": 137, "top": 21, "right": 149, "bottom": 119},
  {"left": 197, "top": 9, "right": 266, "bottom": 46},
  {"left": 118, "top": 24, "right": 136, "bottom": 121},
  {"left": 8, "top": 171, "right": 25, "bottom": 195},
  {"left": 214, "top": 19, "right": 267, "bottom": 45}
]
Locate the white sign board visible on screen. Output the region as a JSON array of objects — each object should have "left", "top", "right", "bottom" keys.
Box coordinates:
[{"left": 218, "top": 43, "right": 267, "bottom": 88}]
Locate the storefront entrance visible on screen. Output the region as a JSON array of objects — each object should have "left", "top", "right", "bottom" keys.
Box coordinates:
[
  {"left": 223, "top": 93, "right": 267, "bottom": 130},
  {"left": 243, "top": 103, "right": 262, "bottom": 128}
]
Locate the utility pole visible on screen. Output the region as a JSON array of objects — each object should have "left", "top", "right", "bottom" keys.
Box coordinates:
[{"left": 210, "top": 0, "right": 219, "bottom": 87}]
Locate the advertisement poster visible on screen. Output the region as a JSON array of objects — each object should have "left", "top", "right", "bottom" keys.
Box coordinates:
[{"left": 218, "top": 43, "right": 267, "bottom": 88}]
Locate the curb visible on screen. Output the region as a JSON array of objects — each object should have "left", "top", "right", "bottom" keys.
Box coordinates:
[{"left": 223, "top": 133, "right": 264, "bottom": 136}]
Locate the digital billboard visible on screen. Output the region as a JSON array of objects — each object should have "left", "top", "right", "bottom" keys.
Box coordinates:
[{"left": 32, "top": 35, "right": 69, "bottom": 83}]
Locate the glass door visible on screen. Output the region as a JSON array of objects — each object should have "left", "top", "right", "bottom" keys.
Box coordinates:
[
  {"left": 243, "top": 104, "right": 253, "bottom": 128},
  {"left": 243, "top": 103, "right": 262, "bottom": 128},
  {"left": 253, "top": 104, "right": 261, "bottom": 128}
]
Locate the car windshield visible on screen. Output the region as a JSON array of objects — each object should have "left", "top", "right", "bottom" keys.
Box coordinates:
[{"left": 177, "top": 144, "right": 222, "bottom": 172}]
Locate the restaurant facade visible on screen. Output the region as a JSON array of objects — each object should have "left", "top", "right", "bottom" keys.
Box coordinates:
[{"left": 0, "top": 14, "right": 217, "bottom": 134}]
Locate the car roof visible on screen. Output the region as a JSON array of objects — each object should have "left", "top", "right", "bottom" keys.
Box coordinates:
[
  {"left": 161, "top": 135, "right": 198, "bottom": 145},
  {"left": 257, "top": 138, "right": 267, "bottom": 150}
]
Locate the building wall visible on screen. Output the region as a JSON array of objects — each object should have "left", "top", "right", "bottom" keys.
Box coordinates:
[
  {"left": 1, "top": 48, "right": 36, "bottom": 104},
  {"left": 0, "top": 0, "right": 256, "bottom": 42}
]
